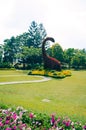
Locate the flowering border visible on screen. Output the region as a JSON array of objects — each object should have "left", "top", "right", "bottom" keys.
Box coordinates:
[{"left": 0, "top": 106, "right": 86, "bottom": 130}]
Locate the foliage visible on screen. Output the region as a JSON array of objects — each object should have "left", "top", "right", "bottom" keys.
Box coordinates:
[
  {"left": 15, "top": 47, "right": 42, "bottom": 69},
  {"left": 0, "top": 62, "right": 12, "bottom": 68},
  {"left": 47, "top": 46, "right": 86, "bottom": 70},
  {"left": 0, "top": 45, "right": 3, "bottom": 63},
  {"left": 0, "top": 106, "right": 86, "bottom": 130},
  {"left": 64, "top": 48, "right": 86, "bottom": 69},
  {"left": 0, "top": 20, "right": 86, "bottom": 70},
  {"left": 1, "top": 21, "right": 47, "bottom": 69},
  {"left": 63, "top": 48, "right": 75, "bottom": 69},
  {"left": 3, "top": 37, "right": 17, "bottom": 64},
  {"left": 51, "top": 43, "right": 64, "bottom": 62},
  {"left": 28, "top": 69, "right": 71, "bottom": 78},
  {"left": 16, "top": 32, "right": 30, "bottom": 47},
  {"left": 28, "top": 21, "right": 47, "bottom": 48},
  {"left": 71, "top": 50, "right": 86, "bottom": 69}
]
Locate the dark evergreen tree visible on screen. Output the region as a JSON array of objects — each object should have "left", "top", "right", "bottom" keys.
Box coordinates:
[
  {"left": 0, "top": 44, "right": 3, "bottom": 63},
  {"left": 28, "top": 21, "right": 47, "bottom": 48},
  {"left": 3, "top": 37, "right": 16, "bottom": 64}
]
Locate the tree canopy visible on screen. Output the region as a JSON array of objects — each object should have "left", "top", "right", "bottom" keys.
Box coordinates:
[
  {"left": 28, "top": 21, "right": 47, "bottom": 48},
  {"left": 0, "top": 21, "right": 86, "bottom": 70}
]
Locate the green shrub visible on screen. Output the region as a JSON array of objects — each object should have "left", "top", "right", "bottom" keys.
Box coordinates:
[{"left": 0, "top": 62, "right": 12, "bottom": 68}]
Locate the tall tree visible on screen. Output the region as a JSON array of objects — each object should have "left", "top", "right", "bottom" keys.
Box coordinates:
[
  {"left": 64, "top": 48, "right": 75, "bottom": 69},
  {"left": 3, "top": 36, "right": 16, "bottom": 64},
  {"left": 16, "top": 32, "right": 29, "bottom": 47},
  {"left": 28, "top": 21, "right": 47, "bottom": 48},
  {"left": 71, "top": 49, "right": 86, "bottom": 69},
  {"left": 15, "top": 32, "right": 30, "bottom": 61},
  {"left": 0, "top": 44, "right": 3, "bottom": 63},
  {"left": 51, "top": 43, "right": 64, "bottom": 62},
  {"left": 15, "top": 46, "right": 42, "bottom": 69}
]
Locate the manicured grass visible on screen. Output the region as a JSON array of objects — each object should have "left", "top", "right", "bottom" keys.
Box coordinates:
[
  {"left": 0, "top": 70, "right": 86, "bottom": 123},
  {"left": 0, "top": 70, "right": 42, "bottom": 82},
  {"left": 0, "top": 69, "right": 24, "bottom": 75}
]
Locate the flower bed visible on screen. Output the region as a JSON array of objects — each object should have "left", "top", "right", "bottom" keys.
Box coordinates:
[
  {"left": 0, "top": 106, "right": 86, "bottom": 130},
  {"left": 28, "top": 70, "right": 72, "bottom": 79}
]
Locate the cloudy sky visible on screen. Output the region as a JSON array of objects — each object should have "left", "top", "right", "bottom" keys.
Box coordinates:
[{"left": 0, "top": 0, "right": 86, "bottom": 49}]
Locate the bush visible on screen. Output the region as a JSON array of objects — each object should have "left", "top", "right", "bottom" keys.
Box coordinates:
[{"left": 0, "top": 62, "right": 12, "bottom": 68}]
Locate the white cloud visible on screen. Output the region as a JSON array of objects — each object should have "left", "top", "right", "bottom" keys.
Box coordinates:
[
  {"left": 44, "top": 0, "right": 86, "bottom": 49},
  {"left": 0, "top": 0, "right": 86, "bottom": 49},
  {"left": 0, "top": 0, "right": 15, "bottom": 42}
]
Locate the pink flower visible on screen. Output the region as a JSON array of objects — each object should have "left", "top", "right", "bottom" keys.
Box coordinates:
[
  {"left": 57, "top": 117, "right": 61, "bottom": 123},
  {"left": 12, "top": 113, "right": 17, "bottom": 120},
  {"left": 0, "top": 118, "right": 2, "bottom": 121},
  {"left": 6, "top": 128, "right": 12, "bottom": 130},
  {"left": 5, "top": 120, "right": 10, "bottom": 124},
  {"left": 29, "top": 113, "right": 34, "bottom": 119},
  {"left": 0, "top": 121, "right": 3, "bottom": 127},
  {"left": 13, "top": 126, "right": 17, "bottom": 130},
  {"left": 51, "top": 114, "right": 55, "bottom": 125},
  {"left": 18, "top": 123, "right": 27, "bottom": 129},
  {"left": 65, "top": 121, "right": 71, "bottom": 127},
  {"left": 83, "top": 125, "right": 86, "bottom": 129},
  {"left": 6, "top": 115, "right": 11, "bottom": 120}
]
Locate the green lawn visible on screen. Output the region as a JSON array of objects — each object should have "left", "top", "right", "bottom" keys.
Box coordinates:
[
  {"left": 0, "top": 69, "right": 86, "bottom": 123},
  {"left": 0, "top": 70, "right": 43, "bottom": 82}
]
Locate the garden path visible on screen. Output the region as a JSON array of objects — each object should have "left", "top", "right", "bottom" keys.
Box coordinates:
[{"left": 0, "top": 75, "right": 51, "bottom": 85}]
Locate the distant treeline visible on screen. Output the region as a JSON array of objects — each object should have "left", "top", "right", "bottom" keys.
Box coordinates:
[{"left": 0, "top": 21, "right": 86, "bottom": 70}]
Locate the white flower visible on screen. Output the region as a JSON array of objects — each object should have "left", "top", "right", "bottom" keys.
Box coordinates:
[
  {"left": 8, "top": 108, "right": 11, "bottom": 111},
  {"left": 72, "top": 128, "right": 75, "bottom": 130},
  {"left": 27, "top": 128, "right": 31, "bottom": 130},
  {"left": 56, "top": 127, "right": 59, "bottom": 130},
  {"left": 71, "top": 122, "right": 74, "bottom": 126}
]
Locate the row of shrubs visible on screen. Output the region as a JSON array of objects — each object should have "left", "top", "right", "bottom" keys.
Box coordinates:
[
  {"left": 28, "top": 69, "right": 72, "bottom": 79},
  {"left": 0, "top": 62, "right": 13, "bottom": 68},
  {"left": 0, "top": 106, "right": 86, "bottom": 130}
]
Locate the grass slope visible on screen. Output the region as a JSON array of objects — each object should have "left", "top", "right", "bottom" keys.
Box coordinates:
[{"left": 0, "top": 70, "right": 86, "bottom": 123}]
